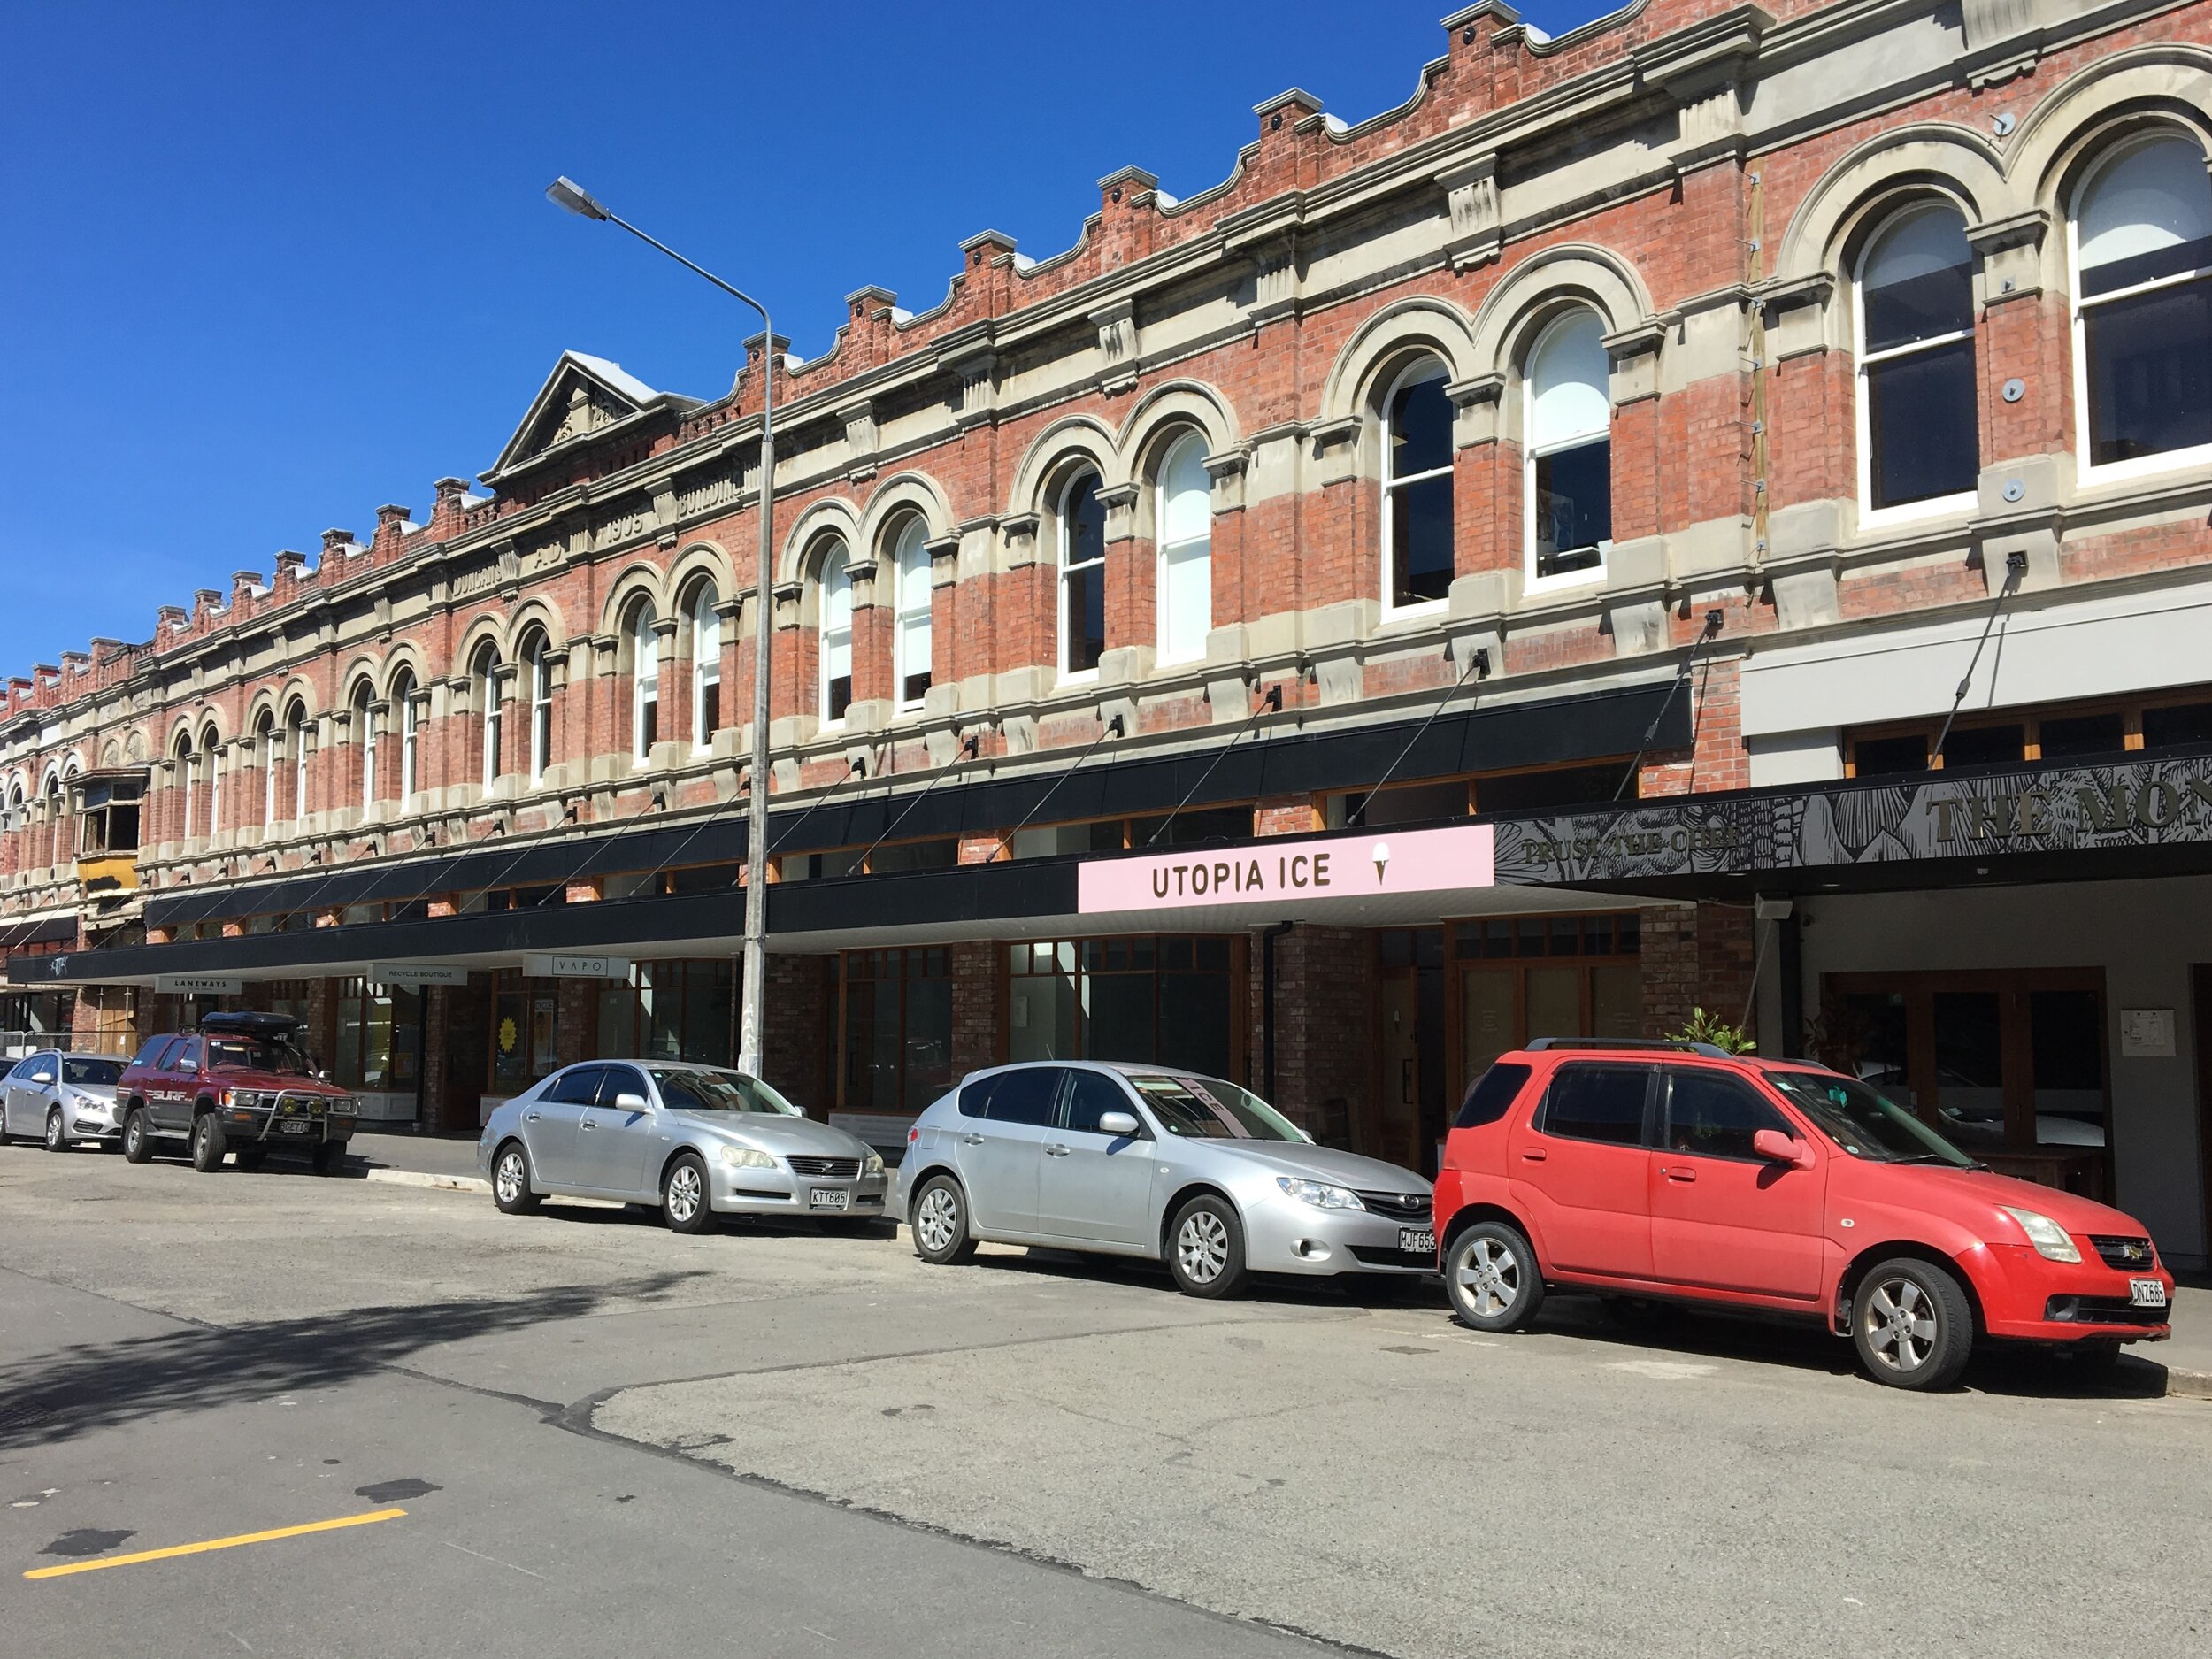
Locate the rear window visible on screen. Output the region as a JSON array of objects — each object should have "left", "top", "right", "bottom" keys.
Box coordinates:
[
  {"left": 959, "top": 1067, "right": 1061, "bottom": 1125},
  {"left": 64, "top": 1057, "right": 124, "bottom": 1087},
  {"left": 1539, "top": 1064, "right": 1654, "bottom": 1146},
  {"left": 1455, "top": 1063, "right": 1533, "bottom": 1129}
]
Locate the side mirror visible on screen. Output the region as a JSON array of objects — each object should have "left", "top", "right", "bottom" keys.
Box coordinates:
[
  {"left": 1097, "top": 1110, "right": 1140, "bottom": 1138},
  {"left": 1752, "top": 1128, "right": 1813, "bottom": 1169},
  {"left": 612, "top": 1092, "right": 649, "bottom": 1112},
  {"left": 31, "top": 1071, "right": 54, "bottom": 1085}
]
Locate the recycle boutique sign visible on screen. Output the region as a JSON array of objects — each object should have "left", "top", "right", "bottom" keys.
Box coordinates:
[{"left": 1494, "top": 753, "right": 2212, "bottom": 885}]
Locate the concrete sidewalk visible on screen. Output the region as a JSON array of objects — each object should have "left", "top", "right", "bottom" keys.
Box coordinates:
[
  {"left": 2160, "top": 1285, "right": 2211, "bottom": 1400},
  {"left": 348, "top": 1128, "right": 486, "bottom": 1185}
]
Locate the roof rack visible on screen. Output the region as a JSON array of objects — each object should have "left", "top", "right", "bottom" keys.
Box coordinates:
[
  {"left": 197, "top": 1010, "right": 306, "bottom": 1036},
  {"left": 1524, "top": 1036, "right": 1735, "bottom": 1061}
]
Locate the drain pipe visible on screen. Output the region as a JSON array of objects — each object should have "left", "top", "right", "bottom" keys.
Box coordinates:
[{"left": 1261, "top": 920, "right": 1296, "bottom": 1102}]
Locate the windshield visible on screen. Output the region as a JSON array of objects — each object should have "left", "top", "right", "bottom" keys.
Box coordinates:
[
  {"left": 63, "top": 1057, "right": 124, "bottom": 1087},
  {"left": 204, "top": 1036, "right": 315, "bottom": 1077},
  {"left": 1125, "top": 1073, "right": 1309, "bottom": 1142},
  {"left": 649, "top": 1067, "right": 803, "bottom": 1116},
  {"left": 1767, "top": 1071, "right": 1975, "bottom": 1166}
]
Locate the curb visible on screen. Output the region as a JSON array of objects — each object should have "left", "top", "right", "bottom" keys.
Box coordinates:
[
  {"left": 365, "top": 1166, "right": 490, "bottom": 1196},
  {"left": 2167, "top": 1367, "right": 2212, "bottom": 1402}
]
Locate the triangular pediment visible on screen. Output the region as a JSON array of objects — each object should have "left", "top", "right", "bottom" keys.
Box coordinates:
[{"left": 484, "top": 351, "right": 693, "bottom": 480}]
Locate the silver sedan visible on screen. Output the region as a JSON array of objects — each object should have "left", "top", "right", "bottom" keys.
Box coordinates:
[
  {"left": 479, "top": 1059, "right": 887, "bottom": 1233},
  {"left": 2, "top": 1051, "right": 125, "bottom": 1151},
  {"left": 889, "top": 1062, "right": 1435, "bottom": 1297}
]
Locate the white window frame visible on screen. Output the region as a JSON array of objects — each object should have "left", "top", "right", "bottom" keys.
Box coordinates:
[
  {"left": 819, "top": 545, "right": 854, "bottom": 726},
  {"left": 1852, "top": 203, "right": 1980, "bottom": 529},
  {"left": 528, "top": 641, "right": 552, "bottom": 784},
  {"left": 397, "top": 678, "right": 419, "bottom": 803},
  {"left": 892, "top": 519, "right": 933, "bottom": 712},
  {"left": 1056, "top": 472, "right": 1106, "bottom": 683},
  {"left": 476, "top": 653, "right": 502, "bottom": 789},
  {"left": 291, "top": 709, "right": 310, "bottom": 819},
  {"left": 1521, "top": 312, "right": 1614, "bottom": 593},
  {"left": 204, "top": 733, "right": 221, "bottom": 837},
  {"left": 631, "top": 604, "right": 660, "bottom": 762},
  {"left": 690, "top": 587, "right": 721, "bottom": 752},
  {"left": 261, "top": 721, "right": 279, "bottom": 828},
  {"left": 1155, "top": 432, "right": 1213, "bottom": 664},
  {"left": 2070, "top": 132, "right": 2212, "bottom": 487},
  {"left": 1380, "top": 357, "right": 1455, "bottom": 619},
  {"left": 178, "top": 748, "right": 194, "bottom": 841},
  {"left": 357, "top": 691, "right": 377, "bottom": 811}
]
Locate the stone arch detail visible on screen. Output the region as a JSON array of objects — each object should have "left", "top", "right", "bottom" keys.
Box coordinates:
[
  {"left": 1006, "top": 415, "right": 1123, "bottom": 523},
  {"left": 777, "top": 496, "right": 864, "bottom": 589},
  {"left": 857, "top": 472, "right": 956, "bottom": 564}
]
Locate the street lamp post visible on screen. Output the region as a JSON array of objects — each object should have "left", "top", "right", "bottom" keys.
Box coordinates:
[{"left": 546, "top": 176, "right": 777, "bottom": 1076}]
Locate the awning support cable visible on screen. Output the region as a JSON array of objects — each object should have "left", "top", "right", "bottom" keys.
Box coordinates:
[
  {"left": 1613, "top": 610, "right": 1724, "bottom": 801},
  {"left": 1144, "top": 684, "right": 1282, "bottom": 847},
  {"left": 1348, "top": 649, "right": 1490, "bottom": 825},
  {"left": 850, "top": 735, "right": 982, "bottom": 870},
  {"left": 1930, "top": 550, "right": 2027, "bottom": 769},
  {"left": 990, "top": 714, "right": 1124, "bottom": 861}
]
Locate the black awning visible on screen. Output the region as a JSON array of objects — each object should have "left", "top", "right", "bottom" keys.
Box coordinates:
[{"left": 0, "top": 914, "right": 78, "bottom": 953}]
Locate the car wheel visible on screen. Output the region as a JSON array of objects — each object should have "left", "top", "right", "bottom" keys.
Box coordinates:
[
  {"left": 44, "top": 1109, "right": 66, "bottom": 1153},
  {"left": 311, "top": 1141, "right": 346, "bottom": 1177},
  {"left": 662, "top": 1152, "right": 712, "bottom": 1234},
  {"left": 1445, "top": 1221, "right": 1545, "bottom": 1333},
  {"left": 122, "top": 1110, "right": 153, "bottom": 1164},
  {"left": 1852, "top": 1256, "right": 1973, "bottom": 1391},
  {"left": 909, "top": 1175, "right": 977, "bottom": 1265},
  {"left": 492, "top": 1141, "right": 540, "bottom": 1215},
  {"left": 190, "top": 1113, "right": 227, "bottom": 1172},
  {"left": 1166, "top": 1194, "right": 1251, "bottom": 1299}
]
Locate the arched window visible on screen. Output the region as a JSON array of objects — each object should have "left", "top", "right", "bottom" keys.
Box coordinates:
[
  {"left": 353, "top": 681, "right": 376, "bottom": 810},
  {"left": 1156, "top": 433, "right": 1212, "bottom": 664},
  {"left": 257, "top": 711, "right": 279, "bottom": 829},
  {"left": 1856, "top": 204, "right": 1978, "bottom": 512},
  {"left": 174, "top": 735, "right": 194, "bottom": 841},
  {"left": 1383, "top": 359, "right": 1455, "bottom": 611},
  {"left": 1058, "top": 473, "right": 1107, "bottom": 678},
  {"left": 631, "top": 602, "right": 660, "bottom": 759},
  {"left": 200, "top": 726, "right": 222, "bottom": 837},
  {"left": 819, "top": 543, "right": 854, "bottom": 724},
  {"left": 287, "top": 702, "right": 310, "bottom": 819},
  {"left": 2073, "top": 134, "right": 2212, "bottom": 471},
  {"left": 393, "top": 669, "right": 419, "bottom": 802},
  {"left": 690, "top": 583, "right": 721, "bottom": 749},
  {"left": 892, "top": 518, "right": 933, "bottom": 709},
  {"left": 472, "top": 645, "right": 502, "bottom": 788},
  {"left": 525, "top": 633, "right": 554, "bottom": 783},
  {"left": 1525, "top": 312, "right": 1611, "bottom": 581}
]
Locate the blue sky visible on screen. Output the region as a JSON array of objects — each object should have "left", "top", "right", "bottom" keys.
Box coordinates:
[{"left": 0, "top": 0, "right": 1606, "bottom": 673}]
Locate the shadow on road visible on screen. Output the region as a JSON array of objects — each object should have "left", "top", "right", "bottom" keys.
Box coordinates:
[{"left": 0, "top": 1271, "right": 705, "bottom": 1451}]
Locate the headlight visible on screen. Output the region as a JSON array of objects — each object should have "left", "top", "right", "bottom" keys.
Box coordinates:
[
  {"left": 2000, "top": 1205, "right": 2081, "bottom": 1263},
  {"left": 224, "top": 1088, "right": 262, "bottom": 1110},
  {"left": 1276, "top": 1177, "right": 1365, "bottom": 1211},
  {"left": 718, "top": 1145, "right": 777, "bottom": 1169},
  {"left": 863, "top": 1151, "right": 885, "bottom": 1177}
]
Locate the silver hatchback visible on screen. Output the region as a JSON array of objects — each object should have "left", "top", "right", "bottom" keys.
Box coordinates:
[
  {"left": 480, "top": 1060, "right": 887, "bottom": 1233},
  {"left": 889, "top": 1062, "right": 1435, "bottom": 1297},
  {"left": 2, "top": 1051, "right": 125, "bottom": 1150}
]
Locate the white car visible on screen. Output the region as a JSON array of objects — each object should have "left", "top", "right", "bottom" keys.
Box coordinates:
[
  {"left": 479, "top": 1060, "right": 887, "bottom": 1233},
  {"left": 2, "top": 1051, "right": 125, "bottom": 1151}
]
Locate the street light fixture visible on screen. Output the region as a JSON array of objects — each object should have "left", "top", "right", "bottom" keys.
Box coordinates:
[{"left": 545, "top": 175, "right": 778, "bottom": 1078}]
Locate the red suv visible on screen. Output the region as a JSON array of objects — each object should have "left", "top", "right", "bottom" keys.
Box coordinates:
[
  {"left": 117, "top": 1011, "right": 357, "bottom": 1175},
  {"left": 1434, "top": 1039, "right": 2175, "bottom": 1390}
]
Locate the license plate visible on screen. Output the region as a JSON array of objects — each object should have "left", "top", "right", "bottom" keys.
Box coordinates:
[
  {"left": 809, "top": 1187, "right": 850, "bottom": 1212},
  {"left": 2131, "top": 1279, "right": 2168, "bottom": 1309},
  {"left": 1399, "top": 1227, "right": 1436, "bottom": 1256},
  {"left": 278, "top": 1119, "right": 312, "bottom": 1135}
]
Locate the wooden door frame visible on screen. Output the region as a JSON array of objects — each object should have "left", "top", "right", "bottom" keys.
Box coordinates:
[{"left": 2193, "top": 965, "right": 2212, "bottom": 1261}]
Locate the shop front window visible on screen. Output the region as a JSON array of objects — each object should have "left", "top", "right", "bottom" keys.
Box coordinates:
[
  {"left": 596, "top": 959, "right": 733, "bottom": 1068},
  {"left": 1006, "top": 935, "right": 1239, "bottom": 1079},
  {"left": 1451, "top": 912, "right": 1643, "bottom": 1087},
  {"left": 841, "top": 947, "right": 953, "bottom": 1113},
  {"left": 334, "top": 978, "right": 421, "bottom": 1094},
  {"left": 490, "top": 973, "right": 562, "bottom": 1094}
]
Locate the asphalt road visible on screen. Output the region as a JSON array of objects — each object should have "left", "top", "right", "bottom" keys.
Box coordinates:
[{"left": 2, "top": 1141, "right": 2207, "bottom": 1659}]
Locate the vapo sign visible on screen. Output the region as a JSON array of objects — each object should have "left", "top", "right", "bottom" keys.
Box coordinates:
[{"left": 1076, "top": 822, "right": 1495, "bottom": 914}]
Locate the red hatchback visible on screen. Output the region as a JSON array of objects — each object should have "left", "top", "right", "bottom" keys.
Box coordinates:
[{"left": 1434, "top": 1039, "right": 2175, "bottom": 1390}]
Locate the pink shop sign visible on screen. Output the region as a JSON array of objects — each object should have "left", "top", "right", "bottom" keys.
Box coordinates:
[{"left": 1077, "top": 822, "right": 1496, "bottom": 914}]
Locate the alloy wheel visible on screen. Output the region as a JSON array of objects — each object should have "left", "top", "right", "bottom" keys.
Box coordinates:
[
  {"left": 914, "top": 1186, "right": 958, "bottom": 1255},
  {"left": 666, "top": 1164, "right": 703, "bottom": 1225},
  {"left": 495, "top": 1150, "right": 526, "bottom": 1206},
  {"left": 1861, "top": 1276, "right": 1939, "bottom": 1374},
  {"left": 1455, "top": 1237, "right": 1521, "bottom": 1319},
  {"left": 1176, "top": 1210, "right": 1231, "bottom": 1286},
  {"left": 44, "top": 1110, "right": 64, "bottom": 1152}
]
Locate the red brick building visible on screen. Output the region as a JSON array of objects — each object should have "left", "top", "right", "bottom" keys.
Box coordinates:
[{"left": 4, "top": 0, "right": 2211, "bottom": 1263}]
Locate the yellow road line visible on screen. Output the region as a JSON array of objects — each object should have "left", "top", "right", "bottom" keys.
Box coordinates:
[{"left": 25, "top": 1508, "right": 406, "bottom": 1580}]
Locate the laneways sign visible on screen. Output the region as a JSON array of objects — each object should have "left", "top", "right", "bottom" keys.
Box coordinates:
[{"left": 1079, "top": 823, "right": 1496, "bottom": 914}]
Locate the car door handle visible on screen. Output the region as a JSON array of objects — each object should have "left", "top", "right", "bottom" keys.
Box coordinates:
[
  {"left": 1521, "top": 1148, "right": 1547, "bottom": 1163},
  {"left": 580, "top": 1119, "right": 596, "bottom": 1131},
  {"left": 525, "top": 1111, "right": 541, "bottom": 1122},
  {"left": 1662, "top": 1166, "right": 1697, "bottom": 1183},
  {"left": 960, "top": 1133, "right": 985, "bottom": 1145},
  {"left": 1045, "top": 1144, "right": 1070, "bottom": 1157}
]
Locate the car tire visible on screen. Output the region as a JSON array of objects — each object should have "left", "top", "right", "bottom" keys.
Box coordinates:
[
  {"left": 190, "top": 1112, "right": 227, "bottom": 1173},
  {"left": 1165, "top": 1194, "right": 1251, "bottom": 1299},
  {"left": 311, "top": 1141, "right": 346, "bottom": 1177},
  {"left": 491, "top": 1141, "right": 541, "bottom": 1216},
  {"left": 122, "top": 1109, "right": 153, "bottom": 1164},
  {"left": 44, "top": 1109, "right": 66, "bottom": 1153},
  {"left": 661, "top": 1152, "right": 713, "bottom": 1235},
  {"left": 909, "top": 1174, "right": 978, "bottom": 1265},
  {"left": 1851, "top": 1256, "right": 1973, "bottom": 1391},
  {"left": 1445, "top": 1221, "right": 1546, "bottom": 1333}
]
